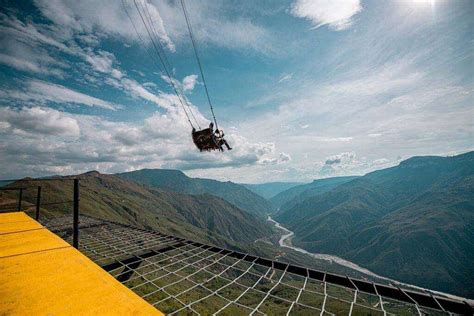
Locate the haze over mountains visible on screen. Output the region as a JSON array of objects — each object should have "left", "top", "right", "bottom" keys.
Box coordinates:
[
  {"left": 241, "top": 182, "right": 304, "bottom": 200},
  {"left": 274, "top": 151, "right": 474, "bottom": 297},
  {"left": 2, "top": 151, "right": 472, "bottom": 297}
]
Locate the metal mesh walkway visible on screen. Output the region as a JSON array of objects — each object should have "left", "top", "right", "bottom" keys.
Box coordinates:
[{"left": 42, "top": 215, "right": 471, "bottom": 316}]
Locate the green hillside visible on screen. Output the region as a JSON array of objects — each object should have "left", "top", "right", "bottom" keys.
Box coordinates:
[
  {"left": 275, "top": 152, "right": 474, "bottom": 297},
  {"left": 271, "top": 176, "right": 358, "bottom": 211},
  {"left": 5, "top": 171, "right": 274, "bottom": 251},
  {"left": 0, "top": 172, "right": 382, "bottom": 282},
  {"left": 118, "top": 169, "right": 272, "bottom": 217}
]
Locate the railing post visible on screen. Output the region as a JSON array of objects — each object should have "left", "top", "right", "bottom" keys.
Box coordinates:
[
  {"left": 35, "top": 186, "right": 41, "bottom": 221},
  {"left": 73, "top": 179, "right": 79, "bottom": 249},
  {"left": 18, "top": 188, "right": 23, "bottom": 212}
]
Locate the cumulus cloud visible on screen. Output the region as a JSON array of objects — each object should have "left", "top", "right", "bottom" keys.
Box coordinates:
[
  {"left": 182, "top": 74, "right": 198, "bottom": 92},
  {"left": 0, "top": 102, "right": 282, "bottom": 178},
  {"left": 290, "top": 0, "right": 362, "bottom": 31},
  {"left": 317, "top": 152, "right": 399, "bottom": 177},
  {"left": 319, "top": 152, "right": 357, "bottom": 176},
  {"left": 0, "top": 107, "right": 80, "bottom": 137},
  {"left": 324, "top": 152, "right": 356, "bottom": 166}
]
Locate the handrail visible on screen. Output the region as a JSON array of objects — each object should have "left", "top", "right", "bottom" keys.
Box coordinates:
[{"left": 0, "top": 178, "right": 80, "bottom": 249}]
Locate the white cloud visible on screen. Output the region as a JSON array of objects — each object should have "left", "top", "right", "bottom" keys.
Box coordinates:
[
  {"left": 278, "top": 73, "right": 293, "bottom": 83},
  {"left": 151, "top": 0, "right": 276, "bottom": 54},
  {"left": 0, "top": 14, "right": 71, "bottom": 77},
  {"left": 324, "top": 152, "right": 356, "bottom": 166},
  {"left": 0, "top": 106, "right": 282, "bottom": 178},
  {"left": 316, "top": 152, "right": 401, "bottom": 178},
  {"left": 279, "top": 152, "right": 292, "bottom": 163},
  {"left": 290, "top": 0, "right": 362, "bottom": 31},
  {"left": 182, "top": 74, "right": 198, "bottom": 92},
  {"left": 0, "top": 53, "right": 64, "bottom": 77},
  {"left": 34, "top": 0, "right": 175, "bottom": 51},
  {"left": 0, "top": 107, "right": 80, "bottom": 137},
  {"left": 28, "top": 80, "right": 118, "bottom": 110},
  {"left": 369, "top": 133, "right": 382, "bottom": 138},
  {"left": 85, "top": 50, "right": 115, "bottom": 73},
  {"left": 1, "top": 80, "right": 118, "bottom": 110}
]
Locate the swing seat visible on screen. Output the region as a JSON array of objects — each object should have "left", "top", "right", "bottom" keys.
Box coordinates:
[{"left": 192, "top": 128, "right": 221, "bottom": 151}]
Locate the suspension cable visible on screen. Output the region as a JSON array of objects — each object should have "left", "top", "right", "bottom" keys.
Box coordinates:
[
  {"left": 140, "top": 1, "right": 200, "bottom": 129},
  {"left": 122, "top": 0, "right": 164, "bottom": 75},
  {"left": 180, "top": 0, "right": 218, "bottom": 130},
  {"left": 132, "top": 0, "right": 195, "bottom": 129}
]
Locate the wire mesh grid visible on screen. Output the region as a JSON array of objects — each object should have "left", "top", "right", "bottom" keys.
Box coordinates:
[{"left": 41, "top": 216, "right": 462, "bottom": 315}]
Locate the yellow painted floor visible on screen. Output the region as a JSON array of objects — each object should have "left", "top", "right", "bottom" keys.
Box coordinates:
[{"left": 0, "top": 212, "right": 162, "bottom": 315}]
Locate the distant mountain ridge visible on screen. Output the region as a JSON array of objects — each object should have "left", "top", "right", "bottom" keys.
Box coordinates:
[
  {"left": 117, "top": 169, "right": 272, "bottom": 217},
  {"left": 8, "top": 172, "right": 273, "bottom": 250},
  {"left": 270, "top": 176, "right": 359, "bottom": 211},
  {"left": 274, "top": 151, "right": 474, "bottom": 297},
  {"left": 241, "top": 182, "right": 304, "bottom": 199}
]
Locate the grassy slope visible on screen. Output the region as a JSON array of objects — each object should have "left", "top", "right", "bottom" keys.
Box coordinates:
[
  {"left": 0, "top": 171, "right": 441, "bottom": 301},
  {"left": 270, "top": 176, "right": 359, "bottom": 211},
  {"left": 5, "top": 171, "right": 273, "bottom": 251},
  {"left": 118, "top": 169, "right": 272, "bottom": 217},
  {"left": 275, "top": 152, "right": 474, "bottom": 297}
]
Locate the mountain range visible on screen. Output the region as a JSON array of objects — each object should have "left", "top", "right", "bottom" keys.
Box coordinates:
[
  {"left": 2, "top": 151, "right": 472, "bottom": 297},
  {"left": 6, "top": 171, "right": 273, "bottom": 250},
  {"left": 241, "top": 182, "right": 304, "bottom": 199},
  {"left": 270, "top": 176, "right": 359, "bottom": 211},
  {"left": 274, "top": 151, "right": 474, "bottom": 297},
  {"left": 118, "top": 169, "right": 271, "bottom": 217}
]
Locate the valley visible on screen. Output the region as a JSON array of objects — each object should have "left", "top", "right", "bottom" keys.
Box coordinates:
[{"left": 1, "top": 151, "right": 472, "bottom": 298}]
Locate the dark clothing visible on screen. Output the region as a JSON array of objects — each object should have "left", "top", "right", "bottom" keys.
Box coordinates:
[{"left": 191, "top": 123, "right": 231, "bottom": 151}]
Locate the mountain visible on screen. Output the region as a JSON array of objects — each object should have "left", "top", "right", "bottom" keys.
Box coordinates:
[
  {"left": 274, "top": 152, "right": 474, "bottom": 297},
  {"left": 6, "top": 172, "right": 273, "bottom": 250},
  {"left": 270, "top": 176, "right": 358, "bottom": 211},
  {"left": 241, "top": 182, "right": 304, "bottom": 199},
  {"left": 117, "top": 169, "right": 271, "bottom": 217}
]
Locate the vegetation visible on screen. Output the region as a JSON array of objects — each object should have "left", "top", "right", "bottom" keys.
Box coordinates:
[
  {"left": 118, "top": 169, "right": 272, "bottom": 218},
  {"left": 4, "top": 171, "right": 273, "bottom": 250},
  {"left": 270, "top": 176, "right": 358, "bottom": 211},
  {"left": 2, "top": 152, "right": 472, "bottom": 299},
  {"left": 274, "top": 151, "right": 474, "bottom": 297}
]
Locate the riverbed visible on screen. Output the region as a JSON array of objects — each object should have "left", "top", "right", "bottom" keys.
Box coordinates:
[
  {"left": 267, "top": 216, "right": 388, "bottom": 279},
  {"left": 267, "top": 216, "right": 469, "bottom": 301}
]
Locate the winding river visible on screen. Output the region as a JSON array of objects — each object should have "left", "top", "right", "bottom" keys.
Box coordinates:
[
  {"left": 267, "top": 216, "right": 389, "bottom": 279},
  {"left": 267, "top": 216, "right": 470, "bottom": 302}
]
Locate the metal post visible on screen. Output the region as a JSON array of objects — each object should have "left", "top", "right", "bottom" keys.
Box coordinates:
[
  {"left": 73, "top": 179, "right": 79, "bottom": 249},
  {"left": 18, "top": 188, "right": 23, "bottom": 212},
  {"left": 35, "top": 186, "right": 41, "bottom": 221}
]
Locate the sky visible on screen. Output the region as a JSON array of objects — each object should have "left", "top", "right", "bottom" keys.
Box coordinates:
[{"left": 0, "top": 0, "right": 472, "bottom": 183}]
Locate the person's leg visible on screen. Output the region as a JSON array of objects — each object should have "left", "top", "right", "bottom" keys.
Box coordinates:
[{"left": 223, "top": 140, "right": 232, "bottom": 150}]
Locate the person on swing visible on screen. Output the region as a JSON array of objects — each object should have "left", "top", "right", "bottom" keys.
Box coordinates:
[{"left": 214, "top": 128, "right": 232, "bottom": 151}]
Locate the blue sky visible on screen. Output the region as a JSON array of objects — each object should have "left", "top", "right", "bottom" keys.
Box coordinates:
[{"left": 0, "top": 0, "right": 472, "bottom": 182}]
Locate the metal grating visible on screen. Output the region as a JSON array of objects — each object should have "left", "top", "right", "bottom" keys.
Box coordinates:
[{"left": 42, "top": 216, "right": 472, "bottom": 316}]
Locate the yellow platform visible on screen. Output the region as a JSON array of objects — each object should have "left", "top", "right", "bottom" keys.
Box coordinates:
[{"left": 0, "top": 212, "right": 163, "bottom": 315}]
